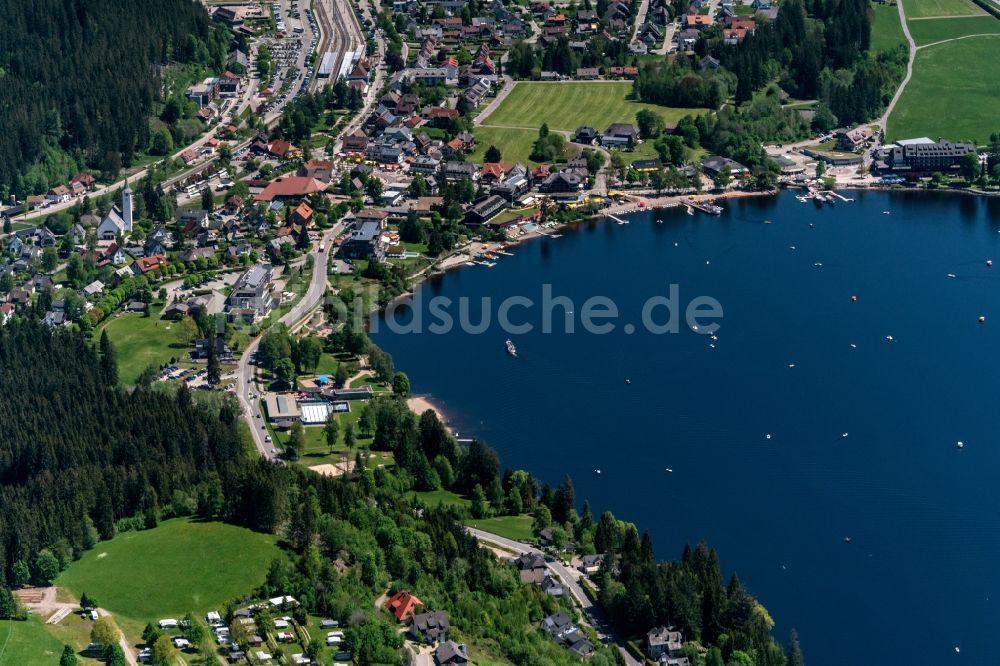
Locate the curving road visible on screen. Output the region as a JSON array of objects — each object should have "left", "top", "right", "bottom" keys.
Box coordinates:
[
  {"left": 235, "top": 225, "right": 342, "bottom": 459},
  {"left": 879, "top": 0, "right": 916, "bottom": 132},
  {"left": 465, "top": 527, "right": 642, "bottom": 666}
]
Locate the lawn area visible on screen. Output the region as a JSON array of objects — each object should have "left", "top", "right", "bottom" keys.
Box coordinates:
[
  {"left": 464, "top": 515, "right": 534, "bottom": 541},
  {"left": 410, "top": 488, "right": 472, "bottom": 509},
  {"left": 470, "top": 126, "right": 574, "bottom": 165},
  {"left": 870, "top": 2, "right": 906, "bottom": 52},
  {"left": 99, "top": 304, "right": 190, "bottom": 385},
  {"left": 0, "top": 617, "right": 67, "bottom": 666},
  {"left": 57, "top": 519, "right": 282, "bottom": 623},
  {"left": 887, "top": 36, "right": 1000, "bottom": 143},
  {"left": 42, "top": 613, "right": 104, "bottom": 665},
  {"left": 902, "top": 0, "right": 983, "bottom": 19},
  {"left": 905, "top": 14, "right": 1000, "bottom": 44},
  {"left": 490, "top": 207, "right": 540, "bottom": 226},
  {"left": 483, "top": 82, "right": 706, "bottom": 133}
]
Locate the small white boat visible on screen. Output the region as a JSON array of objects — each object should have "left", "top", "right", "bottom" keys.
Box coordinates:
[
  {"left": 765, "top": 433, "right": 772, "bottom": 440},
  {"left": 505, "top": 339, "right": 517, "bottom": 357},
  {"left": 842, "top": 432, "right": 849, "bottom": 438},
  {"left": 664, "top": 468, "right": 673, "bottom": 473},
  {"left": 957, "top": 441, "right": 965, "bottom": 449},
  {"left": 947, "top": 273, "right": 957, "bottom": 278}
]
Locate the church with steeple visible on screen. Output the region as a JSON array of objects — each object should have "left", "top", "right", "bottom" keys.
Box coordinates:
[{"left": 96, "top": 180, "right": 134, "bottom": 241}]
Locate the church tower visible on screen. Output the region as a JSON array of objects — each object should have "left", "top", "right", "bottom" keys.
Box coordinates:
[{"left": 121, "top": 179, "right": 133, "bottom": 233}]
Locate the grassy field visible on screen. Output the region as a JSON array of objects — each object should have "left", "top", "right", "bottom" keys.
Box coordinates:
[
  {"left": 58, "top": 519, "right": 281, "bottom": 622},
  {"left": 470, "top": 126, "right": 580, "bottom": 165},
  {"left": 0, "top": 617, "right": 67, "bottom": 666},
  {"left": 410, "top": 488, "right": 472, "bottom": 509},
  {"left": 887, "top": 36, "right": 1000, "bottom": 142},
  {"left": 483, "top": 82, "right": 705, "bottom": 133},
  {"left": 902, "top": 0, "right": 983, "bottom": 18},
  {"left": 906, "top": 14, "right": 1000, "bottom": 44},
  {"left": 870, "top": 2, "right": 907, "bottom": 51},
  {"left": 99, "top": 304, "right": 190, "bottom": 385},
  {"left": 464, "top": 515, "right": 534, "bottom": 541},
  {"left": 42, "top": 613, "right": 104, "bottom": 666}
]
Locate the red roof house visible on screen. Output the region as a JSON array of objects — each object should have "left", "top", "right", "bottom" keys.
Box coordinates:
[{"left": 385, "top": 591, "right": 423, "bottom": 622}]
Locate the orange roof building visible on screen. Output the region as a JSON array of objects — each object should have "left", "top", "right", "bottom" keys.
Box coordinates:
[
  {"left": 254, "top": 176, "right": 327, "bottom": 202},
  {"left": 685, "top": 14, "right": 714, "bottom": 28},
  {"left": 133, "top": 255, "right": 168, "bottom": 274},
  {"left": 385, "top": 590, "right": 423, "bottom": 622},
  {"left": 291, "top": 202, "right": 314, "bottom": 226}
]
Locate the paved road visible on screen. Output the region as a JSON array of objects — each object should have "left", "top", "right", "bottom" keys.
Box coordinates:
[
  {"left": 235, "top": 225, "right": 341, "bottom": 459},
  {"left": 630, "top": 0, "right": 651, "bottom": 44},
  {"left": 879, "top": 0, "right": 916, "bottom": 131},
  {"left": 465, "top": 527, "right": 642, "bottom": 666},
  {"left": 13, "top": 73, "right": 267, "bottom": 224},
  {"left": 473, "top": 75, "right": 515, "bottom": 127}
]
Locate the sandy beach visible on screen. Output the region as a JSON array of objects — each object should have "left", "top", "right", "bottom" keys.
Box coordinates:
[{"left": 407, "top": 395, "right": 447, "bottom": 422}]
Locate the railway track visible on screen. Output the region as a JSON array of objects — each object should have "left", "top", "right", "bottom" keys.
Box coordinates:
[{"left": 311, "top": 0, "right": 363, "bottom": 91}]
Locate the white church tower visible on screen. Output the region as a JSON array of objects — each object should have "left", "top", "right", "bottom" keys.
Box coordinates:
[{"left": 121, "top": 179, "right": 133, "bottom": 233}]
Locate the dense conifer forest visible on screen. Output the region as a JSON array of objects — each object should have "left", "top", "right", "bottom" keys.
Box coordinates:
[{"left": 0, "top": 0, "right": 229, "bottom": 198}]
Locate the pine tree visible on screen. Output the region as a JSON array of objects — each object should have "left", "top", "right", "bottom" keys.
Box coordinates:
[
  {"left": 324, "top": 412, "right": 339, "bottom": 454},
  {"left": 98, "top": 330, "right": 118, "bottom": 386},
  {"left": 206, "top": 337, "right": 221, "bottom": 385},
  {"left": 59, "top": 645, "right": 78, "bottom": 666},
  {"left": 787, "top": 629, "right": 806, "bottom": 666}
]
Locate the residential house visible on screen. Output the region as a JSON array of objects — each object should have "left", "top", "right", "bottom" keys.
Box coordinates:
[
  {"left": 540, "top": 171, "right": 584, "bottom": 192},
  {"left": 602, "top": 123, "right": 640, "bottom": 149},
  {"left": 132, "top": 255, "right": 168, "bottom": 275},
  {"left": 409, "top": 611, "right": 450, "bottom": 643},
  {"left": 225, "top": 265, "right": 276, "bottom": 319},
  {"left": 82, "top": 280, "right": 105, "bottom": 299},
  {"left": 698, "top": 55, "right": 721, "bottom": 70},
  {"left": 647, "top": 626, "right": 690, "bottom": 665},
  {"left": 835, "top": 126, "right": 873, "bottom": 152},
  {"left": 385, "top": 590, "right": 424, "bottom": 622},
  {"left": 540, "top": 613, "right": 594, "bottom": 658},
  {"left": 701, "top": 155, "right": 749, "bottom": 177},
  {"left": 340, "top": 215, "right": 387, "bottom": 261},
  {"left": 299, "top": 160, "right": 334, "bottom": 182},
  {"left": 677, "top": 28, "right": 701, "bottom": 51},
  {"left": 576, "top": 66, "right": 600, "bottom": 80},
  {"left": 579, "top": 553, "right": 605, "bottom": 574},
  {"left": 443, "top": 161, "right": 480, "bottom": 182},
  {"left": 434, "top": 641, "right": 469, "bottom": 666},
  {"left": 176, "top": 207, "right": 209, "bottom": 230},
  {"left": 342, "top": 130, "right": 370, "bottom": 154},
  {"left": 574, "top": 127, "right": 598, "bottom": 145},
  {"left": 180, "top": 247, "right": 216, "bottom": 263},
  {"left": 291, "top": 202, "right": 314, "bottom": 227},
  {"left": 46, "top": 185, "right": 71, "bottom": 204}
]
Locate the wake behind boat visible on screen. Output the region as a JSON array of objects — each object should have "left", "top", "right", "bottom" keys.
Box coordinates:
[{"left": 505, "top": 339, "right": 517, "bottom": 357}]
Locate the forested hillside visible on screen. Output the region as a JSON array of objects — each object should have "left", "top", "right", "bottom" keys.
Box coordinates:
[
  {"left": 0, "top": 0, "right": 229, "bottom": 198},
  {"left": 0, "top": 318, "right": 263, "bottom": 583},
  {"left": 0, "top": 313, "right": 795, "bottom": 664}
]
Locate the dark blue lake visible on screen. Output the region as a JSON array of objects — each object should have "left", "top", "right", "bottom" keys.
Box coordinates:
[{"left": 371, "top": 191, "right": 1000, "bottom": 665}]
